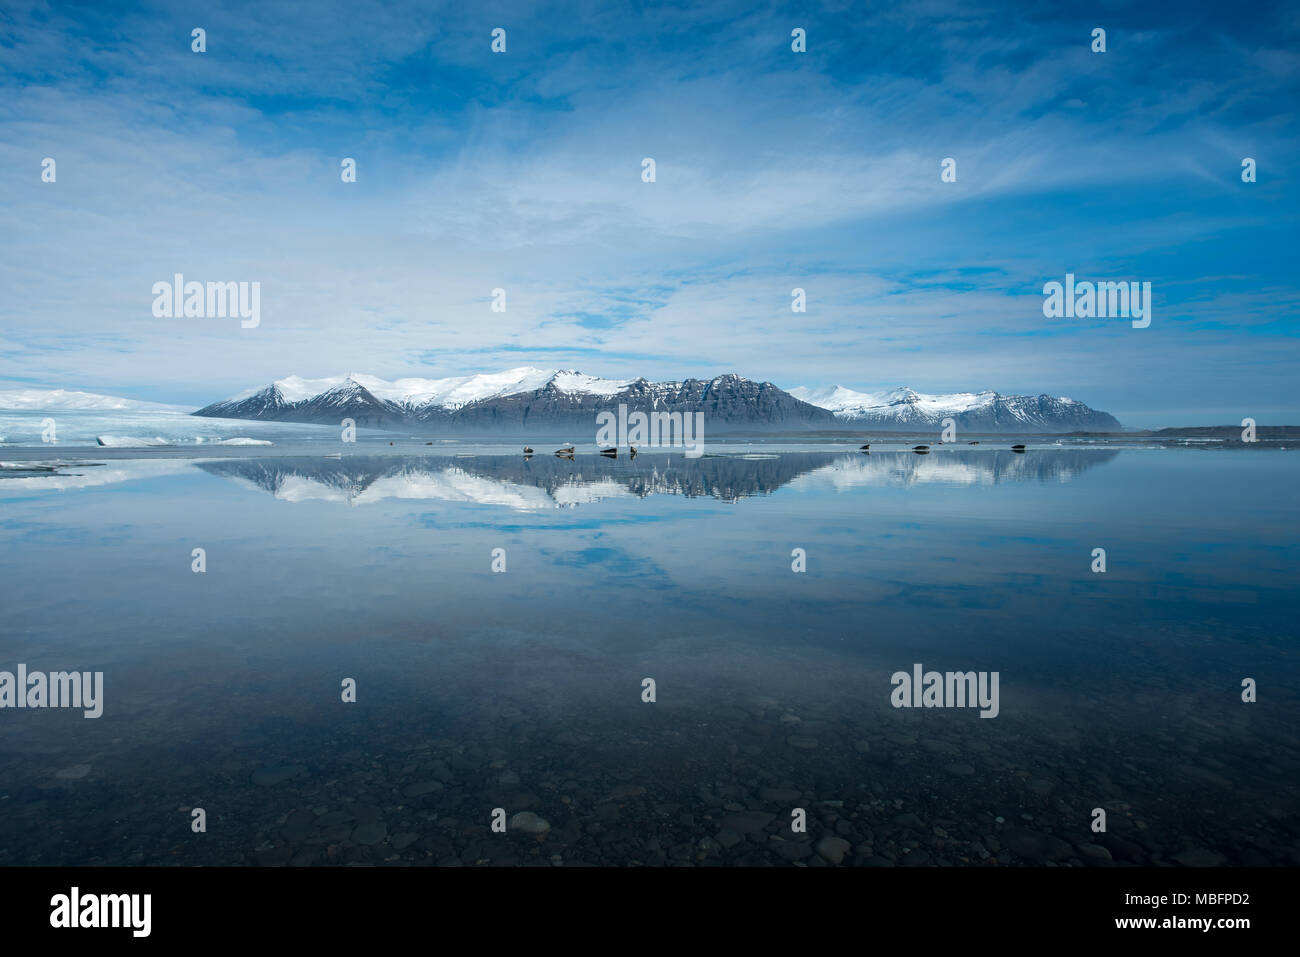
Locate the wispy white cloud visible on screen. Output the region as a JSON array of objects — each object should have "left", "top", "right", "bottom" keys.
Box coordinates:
[{"left": 0, "top": 0, "right": 1296, "bottom": 426}]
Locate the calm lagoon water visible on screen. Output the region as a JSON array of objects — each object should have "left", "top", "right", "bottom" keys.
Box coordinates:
[{"left": 0, "top": 441, "right": 1296, "bottom": 866}]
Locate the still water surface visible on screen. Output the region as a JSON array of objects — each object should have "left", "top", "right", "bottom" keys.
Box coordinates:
[{"left": 0, "top": 443, "right": 1295, "bottom": 866}]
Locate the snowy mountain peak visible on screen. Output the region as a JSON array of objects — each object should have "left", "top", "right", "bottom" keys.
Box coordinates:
[
  {"left": 209, "top": 368, "right": 647, "bottom": 416},
  {"left": 790, "top": 383, "right": 1118, "bottom": 431}
]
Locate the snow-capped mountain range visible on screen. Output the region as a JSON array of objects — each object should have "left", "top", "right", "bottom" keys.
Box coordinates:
[
  {"left": 3, "top": 370, "right": 1123, "bottom": 433},
  {"left": 190, "top": 368, "right": 1121, "bottom": 433},
  {"left": 194, "top": 367, "right": 839, "bottom": 432},
  {"left": 788, "top": 385, "right": 1122, "bottom": 432},
  {"left": 218, "top": 368, "right": 631, "bottom": 411}
]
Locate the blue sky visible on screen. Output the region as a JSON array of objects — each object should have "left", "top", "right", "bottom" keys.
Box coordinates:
[{"left": 1, "top": 0, "right": 1296, "bottom": 426}]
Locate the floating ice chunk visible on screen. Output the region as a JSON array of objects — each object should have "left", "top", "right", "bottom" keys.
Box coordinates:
[{"left": 95, "top": 435, "right": 173, "bottom": 447}]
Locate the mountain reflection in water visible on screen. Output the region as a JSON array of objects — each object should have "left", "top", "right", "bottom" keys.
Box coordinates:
[{"left": 196, "top": 449, "right": 1121, "bottom": 508}]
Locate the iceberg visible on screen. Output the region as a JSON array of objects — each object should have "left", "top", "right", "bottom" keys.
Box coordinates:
[{"left": 95, "top": 436, "right": 173, "bottom": 447}]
